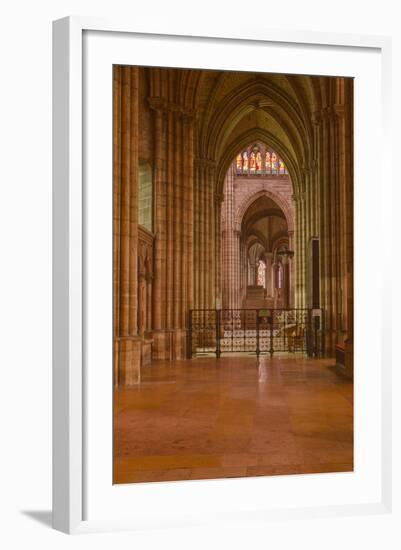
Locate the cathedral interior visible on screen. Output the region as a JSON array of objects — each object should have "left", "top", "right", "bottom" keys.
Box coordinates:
[{"left": 113, "top": 66, "right": 354, "bottom": 484}]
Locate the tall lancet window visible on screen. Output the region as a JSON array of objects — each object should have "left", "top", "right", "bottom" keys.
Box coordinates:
[
  {"left": 271, "top": 152, "right": 278, "bottom": 175},
  {"left": 277, "top": 263, "right": 284, "bottom": 289},
  {"left": 257, "top": 260, "right": 266, "bottom": 288},
  {"left": 265, "top": 151, "right": 272, "bottom": 174},
  {"left": 256, "top": 151, "right": 262, "bottom": 174},
  {"left": 249, "top": 151, "right": 256, "bottom": 173},
  {"left": 242, "top": 151, "right": 249, "bottom": 173},
  {"left": 236, "top": 153, "right": 242, "bottom": 174}
]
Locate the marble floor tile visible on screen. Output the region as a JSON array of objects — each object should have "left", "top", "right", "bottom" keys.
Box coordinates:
[{"left": 114, "top": 356, "right": 353, "bottom": 484}]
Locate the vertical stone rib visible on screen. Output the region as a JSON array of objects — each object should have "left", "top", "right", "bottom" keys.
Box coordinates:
[
  {"left": 119, "top": 67, "right": 132, "bottom": 337},
  {"left": 211, "top": 189, "right": 216, "bottom": 309},
  {"left": 320, "top": 112, "right": 329, "bottom": 333},
  {"left": 200, "top": 162, "right": 207, "bottom": 309},
  {"left": 151, "top": 105, "right": 163, "bottom": 331},
  {"left": 213, "top": 193, "right": 220, "bottom": 308},
  {"left": 207, "top": 165, "right": 211, "bottom": 308},
  {"left": 173, "top": 112, "right": 181, "bottom": 329},
  {"left": 180, "top": 114, "right": 187, "bottom": 327},
  {"left": 128, "top": 67, "right": 139, "bottom": 336},
  {"left": 113, "top": 66, "right": 121, "bottom": 339},
  {"left": 166, "top": 110, "right": 174, "bottom": 329},
  {"left": 186, "top": 118, "right": 194, "bottom": 315},
  {"left": 329, "top": 111, "right": 336, "bottom": 335},
  {"left": 194, "top": 162, "right": 199, "bottom": 309}
]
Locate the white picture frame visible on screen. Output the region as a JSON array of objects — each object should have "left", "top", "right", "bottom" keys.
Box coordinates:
[{"left": 52, "top": 16, "right": 392, "bottom": 534}]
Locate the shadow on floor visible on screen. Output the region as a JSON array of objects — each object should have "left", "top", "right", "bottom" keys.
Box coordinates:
[{"left": 21, "top": 510, "right": 52, "bottom": 528}]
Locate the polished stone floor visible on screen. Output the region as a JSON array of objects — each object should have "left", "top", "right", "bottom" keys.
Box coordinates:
[{"left": 114, "top": 356, "right": 353, "bottom": 484}]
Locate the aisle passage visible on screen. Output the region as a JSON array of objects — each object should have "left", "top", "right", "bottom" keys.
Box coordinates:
[{"left": 114, "top": 357, "right": 353, "bottom": 483}]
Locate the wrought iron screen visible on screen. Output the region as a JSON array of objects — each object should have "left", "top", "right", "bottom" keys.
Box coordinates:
[{"left": 188, "top": 308, "right": 324, "bottom": 358}]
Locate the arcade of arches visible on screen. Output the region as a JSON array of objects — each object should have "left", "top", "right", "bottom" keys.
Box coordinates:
[{"left": 113, "top": 66, "right": 353, "bottom": 483}]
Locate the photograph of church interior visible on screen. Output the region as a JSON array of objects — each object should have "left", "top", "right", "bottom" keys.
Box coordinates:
[{"left": 113, "top": 65, "right": 353, "bottom": 484}]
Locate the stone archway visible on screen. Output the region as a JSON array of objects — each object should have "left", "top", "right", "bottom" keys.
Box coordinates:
[{"left": 221, "top": 150, "right": 295, "bottom": 310}]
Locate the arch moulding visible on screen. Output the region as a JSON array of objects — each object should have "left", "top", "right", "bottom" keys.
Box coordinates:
[{"left": 235, "top": 188, "right": 294, "bottom": 234}]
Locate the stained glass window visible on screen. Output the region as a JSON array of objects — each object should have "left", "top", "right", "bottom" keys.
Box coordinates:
[
  {"left": 236, "top": 153, "right": 242, "bottom": 174},
  {"left": 242, "top": 151, "right": 248, "bottom": 173},
  {"left": 234, "top": 146, "right": 288, "bottom": 177},
  {"left": 257, "top": 260, "right": 266, "bottom": 288},
  {"left": 249, "top": 151, "right": 256, "bottom": 173},
  {"left": 265, "top": 151, "right": 272, "bottom": 174},
  {"left": 277, "top": 263, "right": 283, "bottom": 289},
  {"left": 271, "top": 152, "right": 278, "bottom": 175},
  {"left": 256, "top": 151, "right": 262, "bottom": 174}
]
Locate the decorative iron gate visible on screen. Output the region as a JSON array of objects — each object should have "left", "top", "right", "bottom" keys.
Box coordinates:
[{"left": 188, "top": 308, "right": 324, "bottom": 358}]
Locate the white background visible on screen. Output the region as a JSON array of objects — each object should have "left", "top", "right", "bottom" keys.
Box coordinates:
[{"left": 0, "top": 0, "right": 399, "bottom": 548}]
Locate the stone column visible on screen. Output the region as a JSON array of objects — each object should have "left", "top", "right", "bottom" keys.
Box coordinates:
[
  {"left": 334, "top": 81, "right": 353, "bottom": 377},
  {"left": 214, "top": 192, "right": 223, "bottom": 309},
  {"left": 287, "top": 232, "right": 295, "bottom": 307},
  {"left": 138, "top": 269, "right": 147, "bottom": 338},
  {"left": 147, "top": 99, "right": 195, "bottom": 360},
  {"left": 234, "top": 229, "right": 241, "bottom": 308},
  {"left": 221, "top": 167, "right": 236, "bottom": 309},
  {"left": 265, "top": 252, "right": 273, "bottom": 298},
  {"left": 249, "top": 263, "right": 256, "bottom": 287},
  {"left": 293, "top": 193, "right": 304, "bottom": 308},
  {"left": 146, "top": 272, "right": 153, "bottom": 333},
  {"left": 113, "top": 67, "right": 122, "bottom": 386},
  {"left": 184, "top": 113, "right": 194, "bottom": 317},
  {"left": 149, "top": 99, "right": 165, "bottom": 336},
  {"left": 113, "top": 65, "right": 141, "bottom": 386},
  {"left": 281, "top": 255, "right": 290, "bottom": 309},
  {"left": 272, "top": 261, "right": 279, "bottom": 308}
]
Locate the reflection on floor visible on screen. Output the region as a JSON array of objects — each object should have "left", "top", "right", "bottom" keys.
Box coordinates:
[{"left": 114, "top": 356, "right": 353, "bottom": 484}]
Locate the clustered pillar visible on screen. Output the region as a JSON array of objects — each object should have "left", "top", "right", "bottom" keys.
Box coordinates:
[
  {"left": 220, "top": 166, "right": 242, "bottom": 309},
  {"left": 292, "top": 78, "right": 353, "bottom": 372},
  {"left": 193, "top": 159, "right": 218, "bottom": 310},
  {"left": 149, "top": 98, "right": 195, "bottom": 360},
  {"left": 113, "top": 66, "right": 141, "bottom": 385}
]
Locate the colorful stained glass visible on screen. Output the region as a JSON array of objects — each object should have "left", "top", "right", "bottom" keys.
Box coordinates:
[
  {"left": 265, "top": 151, "right": 272, "bottom": 174},
  {"left": 277, "top": 263, "right": 283, "bottom": 289},
  {"left": 234, "top": 147, "right": 290, "bottom": 178},
  {"left": 271, "top": 152, "right": 278, "bottom": 175},
  {"left": 242, "top": 151, "right": 248, "bottom": 173},
  {"left": 236, "top": 153, "right": 242, "bottom": 174},
  {"left": 256, "top": 151, "right": 262, "bottom": 173},
  {"left": 249, "top": 151, "right": 256, "bottom": 173},
  {"left": 257, "top": 260, "right": 266, "bottom": 287}
]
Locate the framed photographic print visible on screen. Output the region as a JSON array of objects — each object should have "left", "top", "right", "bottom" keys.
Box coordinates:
[{"left": 52, "top": 17, "right": 392, "bottom": 534}]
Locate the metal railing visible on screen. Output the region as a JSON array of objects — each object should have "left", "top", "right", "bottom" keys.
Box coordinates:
[{"left": 188, "top": 308, "right": 324, "bottom": 358}]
